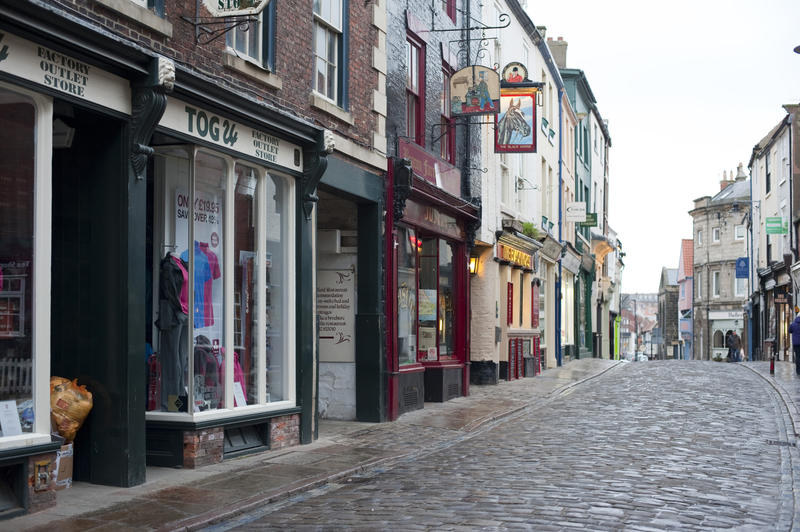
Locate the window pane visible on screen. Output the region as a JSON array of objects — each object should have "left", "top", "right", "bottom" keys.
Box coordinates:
[
  {"left": 327, "top": 63, "right": 336, "bottom": 100},
  {"left": 313, "top": 0, "right": 321, "bottom": 15},
  {"left": 407, "top": 94, "right": 417, "bottom": 140},
  {"left": 438, "top": 241, "right": 454, "bottom": 358},
  {"left": 0, "top": 90, "right": 35, "bottom": 433},
  {"left": 418, "top": 238, "right": 438, "bottom": 361},
  {"left": 247, "top": 19, "right": 260, "bottom": 61},
  {"left": 234, "top": 164, "right": 258, "bottom": 406},
  {"left": 397, "top": 227, "right": 417, "bottom": 366},
  {"left": 316, "top": 57, "right": 327, "bottom": 96},
  {"left": 153, "top": 149, "right": 191, "bottom": 413},
  {"left": 188, "top": 152, "right": 226, "bottom": 412},
  {"left": 266, "top": 173, "right": 288, "bottom": 402}
]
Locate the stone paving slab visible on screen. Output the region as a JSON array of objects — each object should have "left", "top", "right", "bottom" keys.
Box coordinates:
[{"left": 7, "top": 358, "right": 619, "bottom": 531}]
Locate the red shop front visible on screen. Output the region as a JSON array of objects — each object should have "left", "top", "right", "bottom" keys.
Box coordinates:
[{"left": 386, "top": 140, "right": 479, "bottom": 419}]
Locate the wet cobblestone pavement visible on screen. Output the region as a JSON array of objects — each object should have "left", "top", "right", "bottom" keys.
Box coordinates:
[{"left": 211, "top": 361, "right": 796, "bottom": 531}]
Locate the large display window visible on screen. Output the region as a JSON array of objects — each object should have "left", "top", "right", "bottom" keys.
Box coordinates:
[
  {"left": 147, "top": 146, "right": 295, "bottom": 419},
  {"left": 395, "top": 226, "right": 457, "bottom": 364},
  {"left": 0, "top": 83, "right": 52, "bottom": 448}
]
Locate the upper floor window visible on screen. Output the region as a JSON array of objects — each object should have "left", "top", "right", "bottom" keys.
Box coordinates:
[
  {"left": 227, "top": 2, "right": 276, "bottom": 70},
  {"left": 441, "top": 0, "right": 455, "bottom": 22},
  {"left": 697, "top": 229, "right": 703, "bottom": 246},
  {"left": 712, "top": 271, "right": 720, "bottom": 298},
  {"left": 696, "top": 271, "right": 702, "bottom": 300},
  {"left": 406, "top": 34, "right": 425, "bottom": 146},
  {"left": 735, "top": 277, "right": 747, "bottom": 298},
  {"left": 440, "top": 66, "right": 455, "bottom": 163},
  {"left": 765, "top": 152, "right": 771, "bottom": 194},
  {"left": 712, "top": 226, "right": 720, "bottom": 243},
  {"left": 734, "top": 224, "right": 745, "bottom": 240},
  {"left": 313, "top": 0, "right": 348, "bottom": 107}
]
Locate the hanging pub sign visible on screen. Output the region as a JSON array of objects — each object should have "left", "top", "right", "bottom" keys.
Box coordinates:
[
  {"left": 202, "top": 0, "right": 270, "bottom": 16},
  {"left": 495, "top": 87, "right": 537, "bottom": 153},
  {"left": 450, "top": 65, "right": 500, "bottom": 116},
  {"left": 501, "top": 62, "right": 528, "bottom": 84}
]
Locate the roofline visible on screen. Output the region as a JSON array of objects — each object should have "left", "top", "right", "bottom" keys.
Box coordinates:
[
  {"left": 748, "top": 114, "right": 790, "bottom": 169},
  {"left": 506, "top": 0, "right": 565, "bottom": 93}
]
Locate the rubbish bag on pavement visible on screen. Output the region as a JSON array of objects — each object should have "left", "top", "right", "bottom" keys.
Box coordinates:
[{"left": 50, "top": 377, "right": 93, "bottom": 443}]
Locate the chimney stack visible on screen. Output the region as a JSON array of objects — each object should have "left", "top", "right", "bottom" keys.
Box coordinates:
[
  {"left": 547, "top": 36, "right": 568, "bottom": 69},
  {"left": 735, "top": 162, "right": 747, "bottom": 181},
  {"left": 719, "top": 170, "right": 734, "bottom": 191}
]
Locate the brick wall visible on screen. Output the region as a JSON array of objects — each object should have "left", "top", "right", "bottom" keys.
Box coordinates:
[
  {"left": 183, "top": 427, "right": 223, "bottom": 469},
  {"left": 269, "top": 414, "right": 300, "bottom": 450},
  {"left": 49, "top": 0, "right": 379, "bottom": 155}
]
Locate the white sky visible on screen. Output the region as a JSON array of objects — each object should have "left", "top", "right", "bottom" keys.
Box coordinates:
[{"left": 524, "top": 0, "right": 800, "bottom": 293}]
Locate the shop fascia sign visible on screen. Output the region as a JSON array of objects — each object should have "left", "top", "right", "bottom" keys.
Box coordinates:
[
  {"left": 497, "top": 243, "right": 532, "bottom": 269},
  {"left": 565, "top": 202, "right": 587, "bottom": 222},
  {"left": 708, "top": 310, "right": 741, "bottom": 320},
  {"left": 0, "top": 30, "right": 131, "bottom": 114},
  {"left": 159, "top": 96, "right": 302, "bottom": 172},
  {"left": 579, "top": 213, "right": 597, "bottom": 227},
  {"left": 202, "top": 0, "right": 270, "bottom": 16}
]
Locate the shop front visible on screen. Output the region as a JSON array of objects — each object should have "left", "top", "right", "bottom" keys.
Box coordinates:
[
  {"left": 538, "top": 235, "right": 563, "bottom": 369},
  {"left": 560, "top": 245, "right": 581, "bottom": 361},
  {"left": 759, "top": 271, "right": 792, "bottom": 362},
  {"left": 495, "top": 232, "right": 543, "bottom": 380},
  {"left": 708, "top": 310, "right": 745, "bottom": 362},
  {"left": 144, "top": 94, "right": 324, "bottom": 467},
  {"left": 387, "top": 141, "right": 478, "bottom": 419},
  {"left": 0, "top": 20, "right": 145, "bottom": 513}
]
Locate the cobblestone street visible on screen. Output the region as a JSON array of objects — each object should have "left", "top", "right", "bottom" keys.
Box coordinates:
[{"left": 210, "top": 362, "right": 797, "bottom": 531}]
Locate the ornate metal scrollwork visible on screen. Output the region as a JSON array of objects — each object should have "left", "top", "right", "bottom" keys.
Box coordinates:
[
  {"left": 392, "top": 158, "right": 413, "bottom": 223},
  {"left": 130, "top": 56, "right": 174, "bottom": 181},
  {"left": 302, "top": 129, "right": 335, "bottom": 221}
]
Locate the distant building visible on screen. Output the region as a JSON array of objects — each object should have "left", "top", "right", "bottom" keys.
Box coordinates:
[
  {"left": 690, "top": 168, "right": 750, "bottom": 360},
  {"left": 677, "top": 239, "right": 694, "bottom": 360},
  {"left": 657, "top": 268, "right": 679, "bottom": 359}
]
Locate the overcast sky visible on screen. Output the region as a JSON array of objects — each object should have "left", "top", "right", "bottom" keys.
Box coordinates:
[{"left": 524, "top": 0, "right": 800, "bottom": 293}]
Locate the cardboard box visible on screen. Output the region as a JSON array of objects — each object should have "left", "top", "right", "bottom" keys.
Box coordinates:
[{"left": 53, "top": 443, "right": 73, "bottom": 491}]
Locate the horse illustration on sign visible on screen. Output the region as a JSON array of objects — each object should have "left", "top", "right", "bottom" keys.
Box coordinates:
[{"left": 495, "top": 91, "right": 536, "bottom": 153}]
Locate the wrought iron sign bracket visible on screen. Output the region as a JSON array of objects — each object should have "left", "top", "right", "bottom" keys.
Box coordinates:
[
  {"left": 181, "top": 2, "right": 259, "bottom": 44},
  {"left": 430, "top": 116, "right": 496, "bottom": 145},
  {"left": 423, "top": 12, "right": 510, "bottom": 34}
]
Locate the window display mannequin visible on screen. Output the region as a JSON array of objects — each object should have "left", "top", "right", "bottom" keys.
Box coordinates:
[{"left": 156, "top": 252, "right": 189, "bottom": 411}]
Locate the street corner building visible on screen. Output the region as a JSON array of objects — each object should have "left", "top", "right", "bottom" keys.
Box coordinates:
[{"left": 0, "top": 0, "right": 387, "bottom": 516}]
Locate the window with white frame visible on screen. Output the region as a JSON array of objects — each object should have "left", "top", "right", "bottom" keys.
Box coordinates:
[
  {"left": 712, "top": 226, "right": 720, "bottom": 243},
  {"left": 313, "top": 0, "right": 344, "bottom": 104},
  {"left": 149, "top": 147, "right": 295, "bottom": 415},
  {"left": 0, "top": 82, "right": 53, "bottom": 447},
  {"left": 735, "top": 277, "right": 747, "bottom": 298},
  {"left": 712, "top": 271, "right": 720, "bottom": 297},
  {"left": 697, "top": 229, "right": 703, "bottom": 246},
  {"left": 227, "top": 4, "right": 275, "bottom": 69},
  {"left": 734, "top": 224, "right": 745, "bottom": 240},
  {"left": 696, "top": 271, "right": 702, "bottom": 300}
]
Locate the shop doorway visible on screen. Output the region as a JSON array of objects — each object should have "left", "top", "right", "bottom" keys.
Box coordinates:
[{"left": 50, "top": 100, "right": 130, "bottom": 485}]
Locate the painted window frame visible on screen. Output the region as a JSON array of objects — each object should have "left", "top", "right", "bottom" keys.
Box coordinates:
[
  {"left": 313, "top": 0, "right": 349, "bottom": 109},
  {"left": 441, "top": 0, "right": 456, "bottom": 22},
  {"left": 735, "top": 277, "right": 747, "bottom": 298},
  {"left": 712, "top": 270, "right": 720, "bottom": 298},
  {"left": 712, "top": 226, "right": 720, "bottom": 243},
  {"left": 440, "top": 64, "right": 455, "bottom": 163},
  {"left": 734, "top": 224, "right": 745, "bottom": 240},
  {"left": 147, "top": 146, "right": 297, "bottom": 422},
  {"left": 0, "top": 81, "right": 53, "bottom": 450},
  {"left": 227, "top": 1, "right": 277, "bottom": 71},
  {"left": 406, "top": 31, "right": 426, "bottom": 146}
]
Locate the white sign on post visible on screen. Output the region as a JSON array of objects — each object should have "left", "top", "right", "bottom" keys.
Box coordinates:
[
  {"left": 565, "top": 202, "right": 587, "bottom": 222},
  {"left": 202, "top": 0, "right": 270, "bottom": 17}
]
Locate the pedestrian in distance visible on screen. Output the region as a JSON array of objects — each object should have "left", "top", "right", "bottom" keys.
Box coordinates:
[
  {"left": 729, "top": 330, "right": 741, "bottom": 362},
  {"left": 790, "top": 306, "right": 800, "bottom": 375}
]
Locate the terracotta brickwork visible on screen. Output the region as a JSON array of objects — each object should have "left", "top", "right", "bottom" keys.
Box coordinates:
[
  {"left": 48, "top": 0, "right": 380, "bottom": 156},
  {"left": 183, "top": 427, "right": 224, "bottom": 469},
  {"left": 270, "top": 414, "right": 300, "bottom": 450}
]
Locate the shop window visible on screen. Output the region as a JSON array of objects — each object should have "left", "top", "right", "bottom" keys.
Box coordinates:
[
  {"left": 0, "top": 83, "right": 52, "bottom": 446},
  {"left": 398, "top": 229, "right": 457, "bottom": 363},
  {"left": 227, "top": 1, "right": 276, "bottom": 70},
  {"left": 313, "top": 0, "right": 348, "bottom": 108},
  {"left": 148, "top": 148, "right": 294, "bottom": 415},
  {"left": 713, "top": 330, "right": 724, "bottom": 348},
  {"left": 397, "top": 227, "right": 418, "bottom": 366}
]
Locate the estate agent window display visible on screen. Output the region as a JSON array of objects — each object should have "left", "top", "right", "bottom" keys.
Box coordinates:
[
  {"left": 396, "top": 226, "right": 457, "bottom": 365},
  {"left": 147, "top": 146, "right": 295, "bottom": 419}
]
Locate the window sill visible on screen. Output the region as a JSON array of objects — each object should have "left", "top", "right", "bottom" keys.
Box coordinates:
[
  {"left": 93, "top": 0, "right": 173, "bottom": 38},
  {"left": 310, "top": 92, "right": 354, "bottom": 125},
  {"left": 223, "top": 53, "right": 282, "bottom": 91}
]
